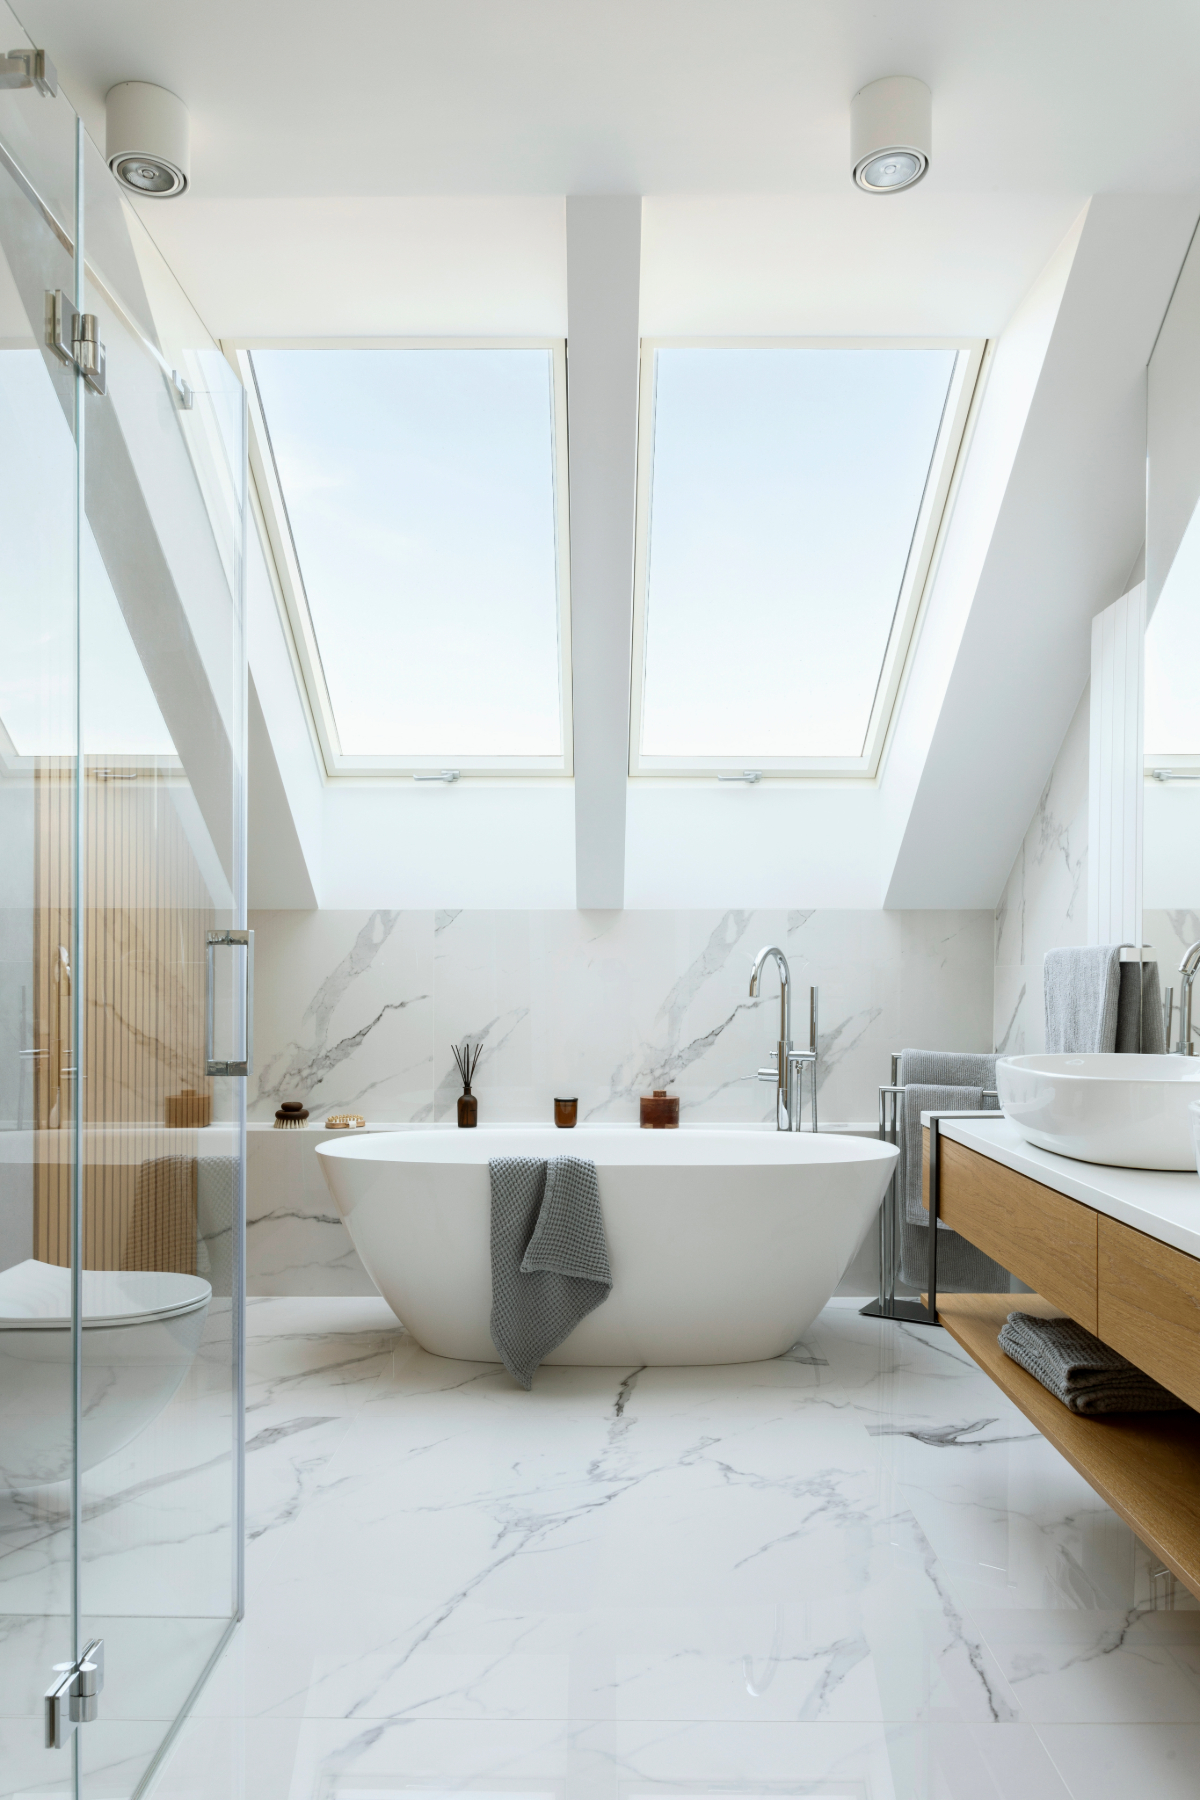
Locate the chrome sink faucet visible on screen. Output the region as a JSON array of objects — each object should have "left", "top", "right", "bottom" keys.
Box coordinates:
[
  {"left": 749, "top": 945, "right": 819, "bottom": 1132},
  {"left": 1177, "top": 940, "right": 1200, "bottom": 1055}
]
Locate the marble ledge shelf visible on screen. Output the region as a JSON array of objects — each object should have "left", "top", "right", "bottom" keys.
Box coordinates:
[{"left": 247, "top": 1118, "right": 882, "bottom": 1134}]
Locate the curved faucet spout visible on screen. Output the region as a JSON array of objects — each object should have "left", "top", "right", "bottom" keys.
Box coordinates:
[
  {"left": 749, "top": 944, "right": 791, "bottom": 1041},
  {"left": 1178, "top": 940, "right": 1200, "bottom": 1055},
  {"left": 750, "top": 946, "right": 792, "bottom": 1130}
]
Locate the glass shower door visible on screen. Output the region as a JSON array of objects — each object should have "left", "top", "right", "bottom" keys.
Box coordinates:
[
  {"left": 75, "top": 121, "right": 248, "bottom": 1800},
  {"left": 0, "top": 13, "right": 248, "bottom": 1794},
  {"left": 0, "top": 31, "right": 85, "bottom": 1796}
]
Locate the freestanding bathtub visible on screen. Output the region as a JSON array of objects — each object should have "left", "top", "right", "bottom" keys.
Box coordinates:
[{"left": 317, "top": 1127, "right": 898, "bottom": 1366}]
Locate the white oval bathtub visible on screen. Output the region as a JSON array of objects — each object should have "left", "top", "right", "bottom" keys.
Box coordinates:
[{"left": 317, "top": 1128, "right": 897, "bottom": 1366}]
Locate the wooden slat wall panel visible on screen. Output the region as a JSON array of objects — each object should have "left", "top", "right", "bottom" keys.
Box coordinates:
[{"left": 33, "top": 763, "right": 213, "bottom": 1271}]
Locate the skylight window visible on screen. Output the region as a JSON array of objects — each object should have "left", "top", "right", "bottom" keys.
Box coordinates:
[
  {"left": 630, "top": 338, "right": 984, "bottom": 777},
  {"left": 246, "top": 342, "right": 570, "bottom": 775}
]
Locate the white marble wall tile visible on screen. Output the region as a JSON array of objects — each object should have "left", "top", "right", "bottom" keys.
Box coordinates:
[
  {"left": 246, "top": 905, "right": 994, "bottom": 1291},
  {"left": 994, "top": 691, "right": 1090, "bottom": 1054},
  {"left": 432, "top": 908, "right": 535, "bottom": 1121},
  {"left": 246, "top": 1128, "right": 375, "bottom": 1295},
  {"left": 249, "top": 909, "right": 434, "bottom": 1123}
]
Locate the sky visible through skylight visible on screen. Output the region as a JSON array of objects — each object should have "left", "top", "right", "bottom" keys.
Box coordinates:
[
  {"left": 640, "top": 345, "right": 957, "bottom": 760},
  {"left": 251, "top": 347, "right": 563, "bottom": 759}
]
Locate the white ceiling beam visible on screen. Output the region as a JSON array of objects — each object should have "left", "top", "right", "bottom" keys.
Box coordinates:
[
  {"left": 566, "top": 196, "right": 642, "bottom": 910},
  {"left": 247, "top": 674, "right": 318, "bottom": 909}
]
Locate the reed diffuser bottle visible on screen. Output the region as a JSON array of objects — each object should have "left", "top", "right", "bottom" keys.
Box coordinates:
[{"left": 452, "top": 1039, "right": 482, "bottom": 1127}]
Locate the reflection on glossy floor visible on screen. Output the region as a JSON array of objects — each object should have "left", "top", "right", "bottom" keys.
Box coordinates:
[{"left": 149, "top": 1297, "right": 1200, "bottom": 1800}]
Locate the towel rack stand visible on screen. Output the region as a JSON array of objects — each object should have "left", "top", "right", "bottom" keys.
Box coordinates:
[{"left": 860, "top": 1053, "right": 998, "bottom": 1329}]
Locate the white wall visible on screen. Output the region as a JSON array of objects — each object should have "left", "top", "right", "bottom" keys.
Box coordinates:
[
  {"left": 319, "top": 784, "right": 577, "bottom": 909},
  {"left": 625, "top": 783, "right": 881, "bottom": 908},
  {"left": 1087, "top": 585, "right": 1145, "bottom": 946},
  {"left": 993, "top": 687, "right": 1090, "bottom": 1053}
]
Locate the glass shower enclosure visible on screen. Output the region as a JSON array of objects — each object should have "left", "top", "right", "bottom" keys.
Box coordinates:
[{"left": 0, "top": 12, "right": 248, "bottom": 1796}]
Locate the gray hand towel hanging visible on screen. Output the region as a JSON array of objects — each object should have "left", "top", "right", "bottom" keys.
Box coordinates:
[{"left": 489, "top": 1156, "right": 612, "bottom": 1389}]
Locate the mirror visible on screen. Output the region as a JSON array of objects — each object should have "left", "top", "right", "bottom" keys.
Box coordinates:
[{"left": 1146, "top": 223, "right": 1200, "bottom": 1050}]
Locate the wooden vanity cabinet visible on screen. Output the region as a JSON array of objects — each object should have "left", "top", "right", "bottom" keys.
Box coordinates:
[
  {"left": 922, "top": 1132, "right": 1098, "bottom": 1330},
  {"left": 918, "top": 1131, "right": 1200, "bottom": 1600},
  {"left": 1098, "top": 1215, "right": 1200, "bottom": 1412}
]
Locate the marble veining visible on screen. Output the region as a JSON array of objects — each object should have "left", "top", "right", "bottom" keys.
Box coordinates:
[
  {"left": 245, "top": 906, "right": 993, "bottom": 1292},
  {"left": 39, "top": 1297, "right": 1186, "bottom": 1800}
]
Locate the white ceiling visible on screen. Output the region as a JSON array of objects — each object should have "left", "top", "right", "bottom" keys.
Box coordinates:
[{"left": 11, "top": 0, "right": 1200, "bottom": 199}]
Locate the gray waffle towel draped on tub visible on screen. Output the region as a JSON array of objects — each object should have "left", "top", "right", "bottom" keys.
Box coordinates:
[
  {"left": 897, "top": 1049, "right": 1010, "bottom": 1293},
  {"left": 489, "top": 1156, "right": 612, "bottom": 1389}
]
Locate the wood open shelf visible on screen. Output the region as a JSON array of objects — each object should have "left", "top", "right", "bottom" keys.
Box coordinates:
[{"left": 934, "top": 1291, "right": 1200, "bottom": 1599}]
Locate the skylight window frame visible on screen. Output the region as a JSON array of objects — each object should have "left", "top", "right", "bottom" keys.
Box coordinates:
[
  {"left": 230, "top": 336, "right": 574, "bottom": 780},
  {"left": 628, "top": 335, "right": 987, "bottom": 781}
]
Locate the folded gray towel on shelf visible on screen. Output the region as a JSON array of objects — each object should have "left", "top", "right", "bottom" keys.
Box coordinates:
[
  {"left": 1044, "top": 946, "right": 1122, "bottom": 1052},
  {"left": 1116, "top": 959, "right": 1166, "bottom": 1053},
  {"left": 998, "top": 1310, "right": 1185, "bottom": 1414},
  {"left": 489, "top": 1156, "right": 612, "bottom": 1390}
]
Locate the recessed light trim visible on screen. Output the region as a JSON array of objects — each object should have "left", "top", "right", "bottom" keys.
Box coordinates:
[
  {"left": 112, "top": 153, "right": 186, "bottom": 197},
  {"left": 854, "top": 146, "right": 928, "bottom": 194}
]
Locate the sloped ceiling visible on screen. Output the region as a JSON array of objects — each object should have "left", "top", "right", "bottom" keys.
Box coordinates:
[{"left": 882, "top": 196, "right": 1200, "bottom": 908}]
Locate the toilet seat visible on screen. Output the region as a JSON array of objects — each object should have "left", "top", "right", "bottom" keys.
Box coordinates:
[{"left": 0, "top": 1260, "right": 212, "bottom": 1329}]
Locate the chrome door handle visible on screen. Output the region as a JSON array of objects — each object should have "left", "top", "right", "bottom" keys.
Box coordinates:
[{"left": 205, "top": 928, "right": 253, "bottom": 1076}]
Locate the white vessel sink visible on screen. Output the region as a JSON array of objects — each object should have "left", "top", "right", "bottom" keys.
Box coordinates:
[{"left": 996, "top": 1053, "right": 1200, "bottom": 1170}]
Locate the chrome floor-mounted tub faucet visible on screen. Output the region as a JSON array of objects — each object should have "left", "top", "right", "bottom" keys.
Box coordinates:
[{"left": 749, "top": 945, "right": 819, "bottom": 1132}]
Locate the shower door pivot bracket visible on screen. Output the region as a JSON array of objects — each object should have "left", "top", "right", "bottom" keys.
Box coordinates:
[
  {"left": 0, "top": 47, "right": 57, "bottom": 95},
  {"left": 45, "top": 1638, "right": 104, "bottom": 1748},
  {"left": 45, "top": 290, "right": 107, "bottom": 395},
  {"left": 206, "top": 928, "right": 254, "bottom": 1077}
]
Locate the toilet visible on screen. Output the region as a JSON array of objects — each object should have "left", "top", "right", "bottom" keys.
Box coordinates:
[{"left": 0, "top": 1259, "right": 212, "bottom": 1490}]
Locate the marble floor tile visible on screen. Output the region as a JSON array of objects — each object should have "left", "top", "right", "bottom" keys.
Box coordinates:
[
  {"left": 1035, "top": 1721, "right": 1200, "bottom": 1799},
  {"left": 13, "top": 1298, "right": 1200, "bottom": 1799}
]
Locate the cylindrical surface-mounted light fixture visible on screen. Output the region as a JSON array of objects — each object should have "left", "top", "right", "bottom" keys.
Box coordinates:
[
  {"left": 106, "top": 82, "right": 189, "bottom": 198},
  {"left": 851, "top": 76, "right": 931, "bottom": 194}
]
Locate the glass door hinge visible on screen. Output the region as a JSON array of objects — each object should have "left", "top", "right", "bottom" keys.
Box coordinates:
[
  {"left": 169, "top": 367, "right": 194, "bottom": 409},
  {"left": 45, "top": 1638, "right": 104, "bottom": 1749},
  {"left": 0, "top": 47, "right": 56, "bottom": 96},
  {"left": 45, "top": 290, "right": 107, "bottom": 396}
]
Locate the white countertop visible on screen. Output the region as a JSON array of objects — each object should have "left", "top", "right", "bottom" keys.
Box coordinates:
[{"left": 933, "top": 1114, "right": 1200, "bottom": 1261}]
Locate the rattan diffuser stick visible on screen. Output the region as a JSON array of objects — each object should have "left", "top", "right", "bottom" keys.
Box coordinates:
[{"left": 452, "top": 1040, "right": 482, "bottom": 1127}]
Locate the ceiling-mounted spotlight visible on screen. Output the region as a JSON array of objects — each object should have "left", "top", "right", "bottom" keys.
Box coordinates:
[
  {"left": 851, "top": 76, "right": 931, "bottom": 194},
  {"left": 106, "top": 82, "right": 189, "bottom": 198}
]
